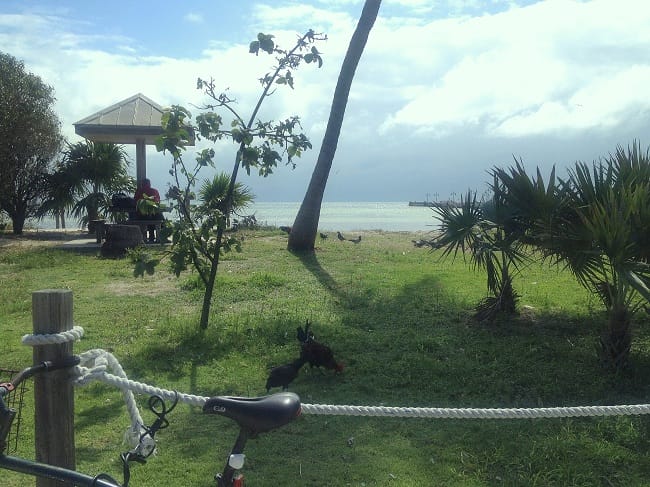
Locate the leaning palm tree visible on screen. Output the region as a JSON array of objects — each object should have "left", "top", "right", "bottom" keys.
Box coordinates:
[
  {"left": 288, "top": 0, "right": 382, "bottom": 250},
  {"left": 62, "top": 141, "right": 134, "bottom": 232},
  {"left": 432, "top": 182, "right": 528, "bottom": 321},
  {"left": 495, "top": 141, "right": 650, "bottom": 369}
]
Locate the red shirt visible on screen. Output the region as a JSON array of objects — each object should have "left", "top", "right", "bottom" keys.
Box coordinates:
[{"left": 135, "top": 184, "right": 160, "bottom": 203}]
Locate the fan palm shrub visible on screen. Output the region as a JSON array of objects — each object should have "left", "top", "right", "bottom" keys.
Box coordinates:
[
  {"left": 162, "top": 172, "right": 254, "bottom": 281},
  {"left": 432, "top": 179, "right": 529, "bottom": 321},
  {"left": 494, "top": 141, "right": 650, "bottom": 369},
  {"left": 62, "top": 141, "right": 134, "bottom": 231},
  {"left": 37, "top": 160, "right": 77, "bottom": 228}
]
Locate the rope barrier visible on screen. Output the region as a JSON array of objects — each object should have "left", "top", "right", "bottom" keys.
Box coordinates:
[
  {"left": 21, "top": 327, "right": 650, "bottom": 420},
  {"left": 300, "top": 402, "right": 650, "bottom": 418},
  {"left": 74, "top": 349, "right": 207, "bottom": 408}
]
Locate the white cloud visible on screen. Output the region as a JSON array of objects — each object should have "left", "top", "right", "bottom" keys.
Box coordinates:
[
  {"left": 377, "top": 0, "right": 650, "bottom": 137},
  {"left": 184, "top": 12, "right": 204, "bottom": 24},
  {"left": 2, "top": 0, "right": 650, "bottom": 201},
  {"left": 494, "top": 66, "right": 650, "bottom": 136}
]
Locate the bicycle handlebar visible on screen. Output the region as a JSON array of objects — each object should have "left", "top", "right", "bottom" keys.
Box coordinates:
[
  {"left": 0, "top": 355, "right": 80, "bottom": 398},
  {"left": 1, "top": 356, "right": 81, "bottom": 450}
]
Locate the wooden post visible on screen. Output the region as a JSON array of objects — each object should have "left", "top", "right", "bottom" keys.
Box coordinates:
[
  {"left": 32, "top": 289, "right": 76, "bottom": 487},
  {"left": 136, "top": 138, "right": 146, "bottom": 183}
]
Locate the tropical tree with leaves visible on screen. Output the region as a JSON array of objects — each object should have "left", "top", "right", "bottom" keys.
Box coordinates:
[
  {"left": 494, "top": 141, "right": 650, "bottom": 369},
  {"left": 432, "top": 179, "right": 529, "bottom": 321},
  {"left": 36, "top": 159, "right": 77, "bottom": 228},
  {"left": 153, "top": 30, "right": 326, "bottom": 329},
  {"left": 288, "top": 0, "right": 382, "bottom": 251},
  {"left": 61, "top": 141, "right": 134, "bottom": 232},
  {"left": 0, "top": 52, "right": 63, "bottom": 234},
  {"left": 157, "top": 171, "right": 253, "bottom": 274}
]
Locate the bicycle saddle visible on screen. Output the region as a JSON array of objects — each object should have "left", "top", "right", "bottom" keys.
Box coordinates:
[{"left": 203, "top": 392, "right": 301, "bottom": 433}]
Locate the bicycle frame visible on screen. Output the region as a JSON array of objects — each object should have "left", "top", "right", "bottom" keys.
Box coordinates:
[
  {"left": 2, "top": 359, "right": 302, "bottom": 486},
  {"left": 0, "top": 454, "right": 120, "bottom": 487},
  {"left": 0, "top": 357, "right": 121, "bottom": 487}
]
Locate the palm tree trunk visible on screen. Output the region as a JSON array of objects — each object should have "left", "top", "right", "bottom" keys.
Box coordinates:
[
  {"left": 601, "top": 307, "right": 632, "bottom": 370},
  {"left": 288, "top": 0, "right": 381, "bottom": 251}
]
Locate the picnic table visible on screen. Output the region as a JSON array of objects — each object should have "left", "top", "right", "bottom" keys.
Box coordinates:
[{"left": 96, "top": 205, "right": 169, "bottom": 244}]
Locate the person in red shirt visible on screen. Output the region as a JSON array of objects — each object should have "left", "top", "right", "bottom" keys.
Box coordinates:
[
  {"left": 134, "top": 178, "right": 160, "bottom": 206},
  {"left": 134, "top": 178, "right": 162, "bottom": 242}
]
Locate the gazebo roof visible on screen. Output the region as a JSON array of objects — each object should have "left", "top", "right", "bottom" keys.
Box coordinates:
[{"left": 74, "top": 93, "right": 166, "bottom": 144}]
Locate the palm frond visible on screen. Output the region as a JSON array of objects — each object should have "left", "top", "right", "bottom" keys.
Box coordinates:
[{"left": 433, "top": 190, "right": 484, "bottom": 260}]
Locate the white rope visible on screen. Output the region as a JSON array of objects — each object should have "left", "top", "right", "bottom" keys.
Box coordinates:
[
  {"left": 70, "top": 353, "right": 650, "bottom": 419},
  {"left": 74, "top": 349, "right": 207, "bottom": 408},
  {"left": 22, "top": 325, "right": 84, "bottom": 346},
  {"left": 300, "top": 403, "right": 650, "bottom": 418},
  {"left": 20, "top": 327, "right": 650, "bottom": 420}
]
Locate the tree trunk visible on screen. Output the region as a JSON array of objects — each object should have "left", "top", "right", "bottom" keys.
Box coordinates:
[
  {"left": 11, "top": 213, "right": 25, "bottom": 235},
  {"left": 600, "top": 307, "right": 632, "bottom": 371},
  {"left": 100, "top": 224, "right": 143, "bottom": 258},
  {"left": 199, "top": 230, "right": 223, "bottom": 329},
  {"left": 287, "top": 0, "right": 382, "bottom": 251}
]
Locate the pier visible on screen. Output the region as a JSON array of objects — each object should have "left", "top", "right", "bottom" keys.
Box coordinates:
[{"left": 408, "top": 200, "right": 460, "bottom": 208}]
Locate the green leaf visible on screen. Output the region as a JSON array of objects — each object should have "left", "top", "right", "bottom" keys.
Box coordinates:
[
  {"left": 285, "top": 71, "right": 294, "bottom": 89},
  {"left": 249, "top": 40, "right": 260, "bottom": 55},
  {"left": 257, "top": 33, "right": 275, "bottom": 54},
  {"left": 624, "top": 269, "right": 650, "bottom": 303}
]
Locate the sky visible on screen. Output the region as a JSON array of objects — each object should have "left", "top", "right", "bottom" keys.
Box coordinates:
[{"left": 1, "top": 0, "right": 649, "bottom": 202}]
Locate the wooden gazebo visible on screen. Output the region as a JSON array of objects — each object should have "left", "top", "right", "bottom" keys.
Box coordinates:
[{"left": 74, "top": 93, "right": 193, "bottom": 182}]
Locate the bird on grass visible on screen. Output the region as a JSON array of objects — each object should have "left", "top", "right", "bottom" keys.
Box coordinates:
[
  {"left": 320, "top": 232, "right": 328, "bottom": 240},
  {"left": 296, "top": 320, "right": 344, "bottom": 373},
  {"left": 279, "top": 226, "right": 292, "bottom": 235},
  {"left": 265, "top": 357, "right": 306, "bottom": 392},
  {"left": 296, "top": 321, "right": 315, "bottom": 343},
  {"left": 337, "top": 231, "right": 346, "bottom": 241},
  {"left": 349, "top": 236, "right": 361, "bottom": 244}
]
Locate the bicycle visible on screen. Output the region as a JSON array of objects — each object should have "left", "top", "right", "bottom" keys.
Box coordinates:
[
  {"left": 203, "top": 392, "right": 301, "bottom": 486},
  {"left": 1, "top": 356, "right": 302, "bottom": 486},
  {"left": 0, "top": 356, "right": 123, "bottom": 486}
]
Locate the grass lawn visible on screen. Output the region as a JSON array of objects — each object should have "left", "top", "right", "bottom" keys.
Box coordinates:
[{"left": 2, "top": 229, "right": 650, "bottom": 486}]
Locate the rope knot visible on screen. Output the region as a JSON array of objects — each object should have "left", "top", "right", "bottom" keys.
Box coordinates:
[{"left": 22, "top": 325, "right": 85, "bottom": 346}]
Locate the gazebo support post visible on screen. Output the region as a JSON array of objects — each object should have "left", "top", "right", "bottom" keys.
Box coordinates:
[{"left": 136, "top": 137, "right": 146, "bottom": 183}]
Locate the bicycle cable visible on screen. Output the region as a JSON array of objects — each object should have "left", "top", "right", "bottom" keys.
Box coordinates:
[{"left": 120, "top": 392, "right": 179, "bottom": 487}]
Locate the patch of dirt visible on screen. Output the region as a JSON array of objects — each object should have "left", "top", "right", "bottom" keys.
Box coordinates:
[
  {"left": 105, "top": 275, "right": 179, "bottom": 297},
  {"left": 0, "top": 229, "right": 89, "bottom": 248}
]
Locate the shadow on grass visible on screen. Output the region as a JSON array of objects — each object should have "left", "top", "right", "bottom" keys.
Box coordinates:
[
  {"left": 294, "top": 250, "right": 346, "bottom": 302},
  {"left": 107, "top": 250, "right": 650, "bottom": 485}
]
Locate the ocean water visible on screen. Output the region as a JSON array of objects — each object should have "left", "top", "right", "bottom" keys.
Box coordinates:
[
  {"left": 245, "top": 202, "right": 440, "bottom": 232},
  {"left": 30, "top": 202, "right": 441, "bottom": 233}
]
